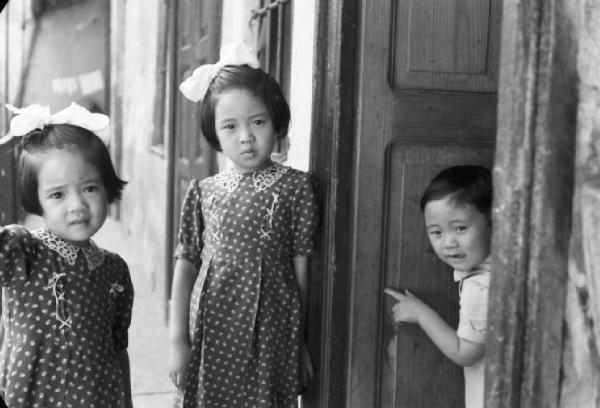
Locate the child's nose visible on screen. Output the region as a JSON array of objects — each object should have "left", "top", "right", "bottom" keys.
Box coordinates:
[
  {"left": 239, "top": 125, "right": 255, "bottom": 143},
  {"left": 67, "top": 192, "right": 88, "bottom": 212},
  {"left": 443, "top": 234, "right": 458, "bottom": 248}
]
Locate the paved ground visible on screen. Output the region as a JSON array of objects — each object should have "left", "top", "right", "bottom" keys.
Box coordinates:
[{"left": 24, "top": 215, "right": 176, "bottom": 407}]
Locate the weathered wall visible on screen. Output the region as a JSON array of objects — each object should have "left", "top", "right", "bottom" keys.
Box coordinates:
[
  {"left": 114, "top": 0, "right": 168, "bottom": 301},
  {"left": 561, "top": 0, "right": 600, "bottom": 406},
  {"left": 0, "top": 1, "right": 34, "bottom": 224},
  {"left": 287, "top": 0, "right": 316, "bottom": 172},
  {"left": 0, "top": 0, "right": 35, "bottom": 129},
  {"left": 22, "top": 0, "right": 106, "bottom": 112}
]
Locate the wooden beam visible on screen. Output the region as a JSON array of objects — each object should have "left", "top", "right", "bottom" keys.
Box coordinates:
[
  {"left": 486, "top": 0, "right": 577, "bottom": 407},
  {"left": 304, "top": 0, "right": 360, "bottom": 407}
]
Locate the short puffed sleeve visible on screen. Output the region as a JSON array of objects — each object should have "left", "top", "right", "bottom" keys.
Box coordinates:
[
  {"left": 173, "top": 179, "right": 204, "bottom": 270},
  {"left": 112, "top": 256, "right": 134, "bottom": 351},
  {"left": 291, "top": 173, "right": 319, "bottom": 256},
  {"left": 457, "top": 274, "right": 490, "bottom": 344},
  {"left": 0, "top": 224, "right": 34, "bottom": 286}
]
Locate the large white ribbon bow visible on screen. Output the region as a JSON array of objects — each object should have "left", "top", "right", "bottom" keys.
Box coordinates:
[
  {"left": 179, "top": 42, "right": 260, "bottom": 102},
  {"left": 1, "top": 102, "right": 110, "bottom": 146}
]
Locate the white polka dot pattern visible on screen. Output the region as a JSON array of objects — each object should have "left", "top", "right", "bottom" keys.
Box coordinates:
[
  {"left": 173, "top": 163, "right": 319, "bottom": 408},
  {"left": 0, "top": 225, "right": 134, "bottom": 408}
]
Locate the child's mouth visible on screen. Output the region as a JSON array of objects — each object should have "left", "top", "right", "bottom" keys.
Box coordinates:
[{"left": 445, "top": 254, "right": 465, "bottom": 260}]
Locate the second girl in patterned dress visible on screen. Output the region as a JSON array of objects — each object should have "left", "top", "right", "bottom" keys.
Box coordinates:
[
  {"left": 168, "top": 44, "right": 319, "bottom": 407},
  {"left": 0, "top": 103, "right": 133, "bottom": 408}
]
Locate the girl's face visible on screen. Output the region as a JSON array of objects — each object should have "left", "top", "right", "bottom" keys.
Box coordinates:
[
  {"left": 424, "top": 196, "right": 491, "bottom": 271},
  {"left": 214, "top": 89, "right": 278, "bottom": 172},
  {"left": 37, "top": 148, "right": 108, "bottom": 245}
]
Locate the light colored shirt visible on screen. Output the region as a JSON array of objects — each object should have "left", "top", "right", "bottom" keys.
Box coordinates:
[{"left": 453, "top": 257, "right": 491, "bottom": 408}]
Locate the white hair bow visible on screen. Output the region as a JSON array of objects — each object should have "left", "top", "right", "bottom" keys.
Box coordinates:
[
  {"left": 179, "top": 42, "right": 260, "bottom": 102},
  {"left": 1, "top": 102, "right": 110, "bottom": 146}
]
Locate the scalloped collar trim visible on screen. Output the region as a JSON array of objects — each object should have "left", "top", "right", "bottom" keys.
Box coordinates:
[
  {"left": 214, "top": 162, "right": 289, "bottom": 193},
  {"left": 32, "top": 229, "right": 105, "bottom": 271}
]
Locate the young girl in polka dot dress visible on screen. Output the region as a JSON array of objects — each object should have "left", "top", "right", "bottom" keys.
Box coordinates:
[
  {"left": 168, "top": 44, "right": 319, "bottom": 407},
  {"left": 0, "top": 103, "right": 134, "bottom": 408}
]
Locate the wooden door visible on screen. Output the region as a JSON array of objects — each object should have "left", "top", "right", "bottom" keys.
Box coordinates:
[
  {"left": 346, "top": 1, "right": 501, "bottom": 406},
  {"left": 172, "top": 0, "right": 220, "bottom": 254}
]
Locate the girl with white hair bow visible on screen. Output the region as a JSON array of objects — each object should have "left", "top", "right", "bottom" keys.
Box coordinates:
[
  {"left": 0, "top": 102, "right": 134, "bottom": 408},
  {"left": 169, "top": 43, "right": 319, "bottom": 408}
]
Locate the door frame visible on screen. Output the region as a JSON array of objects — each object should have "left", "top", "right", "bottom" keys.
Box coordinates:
[{"left": 305, "top": 0, "right": 360, "bottom": 407}]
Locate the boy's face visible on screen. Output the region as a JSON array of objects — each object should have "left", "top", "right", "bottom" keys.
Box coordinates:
[{"left": 424, "top": 196, "right": 491, "bottom": 272}]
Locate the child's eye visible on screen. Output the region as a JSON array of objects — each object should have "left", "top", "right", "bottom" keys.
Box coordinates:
[
  {"left": 49, "top": 192, "right": 64, "bottom": 199},
  {"left": 252, "top": 118, "right": 266, "bottom": 127},
  {"left": 222, "top": 123, "right": 236, "bottom": 131},
  {"left": 428, "top": 230, "right": 442, "bottom": 237},
  {"left": 84, "top": 185, "right": 99, "bottom": 193},
  {"left": 455, "top": 226, "right": 467, "bottom": 232}
]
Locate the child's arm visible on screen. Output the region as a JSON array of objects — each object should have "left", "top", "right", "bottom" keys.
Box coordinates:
[
  {"left": 293, "top": 255, "right": 314, "bottom": 380},
  {"left": 293, "top": 255, "right": 309, "bottom": 326},
  {"left": 385, "top": 288, "right": 484, "bottom": 367},
  {"left": 113, "top": 258, "right": 134, "bottom": 408},
  {"left": 117, "top": 349, "right": 133, "bottom": 408},
  {"left": 168, "top": 259, "right": 198, "bottom": 390}
]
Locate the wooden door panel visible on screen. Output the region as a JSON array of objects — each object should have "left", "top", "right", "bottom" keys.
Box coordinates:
[
  {"left": 346, "top": 0, "right": 500, "bottom": 406},
  {"left": 392, "top": 0, "right": 501, "bottom": 92},
  {"left": 380, "top": 142, "right": 495, "bottom": 407},
  {"left": 393, "top": 91, "right": 497, "bottom": 134}
]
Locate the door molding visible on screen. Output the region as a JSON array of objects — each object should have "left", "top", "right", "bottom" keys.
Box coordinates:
[{"left": 305, "top": 1, "right": 360, "bottom": 407}]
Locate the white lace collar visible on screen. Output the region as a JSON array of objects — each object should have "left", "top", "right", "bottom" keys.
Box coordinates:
[
  {"left": 32, "top": 229, "right": 105, "bottom": 271},
  {"left": 214, "top": 162, "right": 289, "bottom": 193}
]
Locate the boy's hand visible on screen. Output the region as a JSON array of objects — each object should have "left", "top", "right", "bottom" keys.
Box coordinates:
[{"left": 384, "top": 288, "right": 427, "bottom": 324}]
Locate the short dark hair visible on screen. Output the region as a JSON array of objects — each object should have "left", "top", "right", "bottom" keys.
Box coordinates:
[
  {"left": 200, "top": 65, "right": 290, "bottom": 152},
  {"left": 420, "top": 165, "right": 492, "bottom": 221},
  {"left": 19, "top": 124, "right": 126, "bottom": 215}
]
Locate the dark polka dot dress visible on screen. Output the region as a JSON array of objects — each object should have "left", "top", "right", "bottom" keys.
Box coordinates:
[
  {"left": 173, "top": 162, "right": 319, "bottom": 408},
  {"left": 0, "top": 225, "right": 134, "bottom": 408}
]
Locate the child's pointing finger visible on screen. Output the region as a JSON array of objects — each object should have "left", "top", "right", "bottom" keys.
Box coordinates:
[{"left": 384, "top": 288, "right": 404, "bottom": 301}]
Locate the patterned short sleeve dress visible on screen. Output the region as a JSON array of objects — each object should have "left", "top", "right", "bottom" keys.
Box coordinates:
[
  {"left": 0, "top": 224, "right": 134, "bottom": 408},
  {"left": 174, "top": 162, "right": 319, "bottom": 408}
]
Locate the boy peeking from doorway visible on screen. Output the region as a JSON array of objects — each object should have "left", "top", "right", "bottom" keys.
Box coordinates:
[{"left": 386, "top": 165, "right": 492, "bottom": 408}]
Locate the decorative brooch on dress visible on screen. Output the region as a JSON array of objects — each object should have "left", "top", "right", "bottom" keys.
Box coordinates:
[{"left": 109, "top": 282, "right": 125, "bottom": 297}]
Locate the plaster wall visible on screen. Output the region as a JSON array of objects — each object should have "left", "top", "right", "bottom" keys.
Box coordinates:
[
  {"left": 21, "top": 0, "right": 106, "bottom": 111},
  {"left": 287, "top": 0, "right": 315, "bottom": 172},
  {"left": 561, "top": 0, "right": 600, "bottom": 405},
  {"left": 0, "top": 0, "right": 34, "bottom": 107},
  {"left": 117, "top": 0, "right": 167, "bottom": 298}
]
